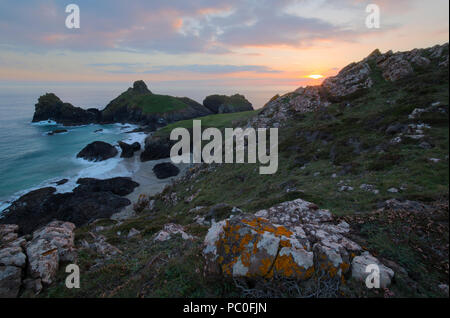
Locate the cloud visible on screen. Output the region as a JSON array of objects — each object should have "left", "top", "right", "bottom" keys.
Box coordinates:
[
  {"left": 88, "top": 62, "right": 281, "bottom": 74},
  {"left": 0, "top": 0, "right": 409, "bottom": 54}
]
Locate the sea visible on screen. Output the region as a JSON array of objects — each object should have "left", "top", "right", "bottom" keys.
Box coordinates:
[{"left": 0, "top": 85, "right": 147, "bottom": 214}]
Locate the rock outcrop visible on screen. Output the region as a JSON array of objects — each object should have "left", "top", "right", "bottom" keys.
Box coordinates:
[
  {"left": 203, "top": 199, "right": 393, "bottom": 287},
  {"left": 249, "top": 43, "right": 448, "bottom": 128},
  {"left": 203, "top": 94, "right": 254, "bottom": 114},
  {"left": 153, "top": 162, "right": 180, "bottom": 179},
  {"left": 0, "top": 177, "right": 139, "bottom": 235},
  {"left": 118, "top": 141, "right": 141, "bottom": 158},
  {"left": 0, "top": 221, "right": 76, "bottom": 297},
  {"left": 32, "top": 93, "right": 101, "bottom": 126},
  {"left": 77, "top": 141, "right": 118, "bottom": 162}
]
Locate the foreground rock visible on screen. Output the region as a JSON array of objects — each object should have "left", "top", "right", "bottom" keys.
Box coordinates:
[
  {"left": 77, "top": 141, "right": 118, "bottom": 162},
  {"left": 26, "top": 221, "right": 76, "bottom": 286},
  {"left": 153, "top": 162, "right": 180, "bottom": 179},
  {"left": 118, "top": 141, "right": 141, "bottom": 158},
  {"left": 0, "top": 221, "right": 76, "bottom": 296},
  {"left": 203, "top": 94, "right": 254, "bottom": 114},
  {"left": 0, "top": 177, "right": 139, "bottom": 235},
  {"left": 203, "top": 199, "right": 393, "bottom": 287}
]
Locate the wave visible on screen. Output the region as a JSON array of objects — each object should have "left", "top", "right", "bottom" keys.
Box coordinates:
[{"left": 0, "top": 123, "right": 147, "bottom": 215}]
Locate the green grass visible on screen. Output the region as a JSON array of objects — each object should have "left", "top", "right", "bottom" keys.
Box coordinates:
[{"left": 155, "top": 110, "right": 259, "bottom": 137}]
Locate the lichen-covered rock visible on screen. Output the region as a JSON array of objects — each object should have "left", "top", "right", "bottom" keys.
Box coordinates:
[
  {"left": 26, "top": 221, "right": 76, "bottom": 285},
  {"left": 154, "top": 223, "right": 193, "bottom": 242},
  {"left": 0, "top": 246, "right": 26, "bottom": 268},
  {"left": 351, "top": 251, "right": 394, "bottom": 288},
  {"left": 378, "top": 55, "right": 414, "bottom": 82},
  {"left": 0, "top": 224, "right": 19, "bottom": 247},
  {"left": 0, "top": 265, "right": 22, "bottom": 298},
  {"left": 203, "top": 199, "right": 368, "bottom": 281},
  {"left": 322, "top": 62, "right": 373, "bottom": 100}
]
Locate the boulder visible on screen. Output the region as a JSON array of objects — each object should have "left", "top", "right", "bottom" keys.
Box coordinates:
[
  {"left": 140, "top": 136, "right": 173, "bottom": 161},
  {"left": 0, "top": 246, "right": 26, "bottom": 267},
  {"left": 0, "top": 265, "right": 22, "bottom": 298},
  {"left": 47, "top": 129, "right": 68, "bottom": 136},
  {"left": 77, "top": 141, "right": 118, "bottom": 162},
  {"left": 26, "top": 221, "right": 76, "bottom": 285},
  {"left": 74, "top": 177, "right": 139, "bottom": 196},
  {"left": 203, "top": 199, "right": 391, "bottom": 285},
  {"left": 118, "top": 141, "right": 141, "bottom": 158},
  {"left": 153, "top": 162, "right": 180, "bottom": 179}
]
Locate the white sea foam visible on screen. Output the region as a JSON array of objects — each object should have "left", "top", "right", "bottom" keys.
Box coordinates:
[{"left": 1, "top": 123, "right": 148, "bottom": 215}]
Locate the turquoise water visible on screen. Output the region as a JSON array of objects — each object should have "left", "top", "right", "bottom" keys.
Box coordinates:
[{"left": 0, "top": 88, "right": 146, "bottom": 212}]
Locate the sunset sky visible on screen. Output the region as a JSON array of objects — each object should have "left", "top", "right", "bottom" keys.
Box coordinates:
[{"left": 0, "top": 0, "right": 448, "bottom": 107}]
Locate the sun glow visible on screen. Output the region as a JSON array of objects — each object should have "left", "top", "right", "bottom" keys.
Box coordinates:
[{"left": 307, "top": 74, "right": 324, "bottom": 79}]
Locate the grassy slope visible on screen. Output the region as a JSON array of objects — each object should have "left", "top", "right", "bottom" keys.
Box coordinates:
[
  {"left": 41, "top": 59, "right": 448, "bottom": 298},
  {"left": 154, "top": 110, "right": 259, "bottom": 137},
  {"left": 104, "top": 91, "right": 189, "bottom": 115}
]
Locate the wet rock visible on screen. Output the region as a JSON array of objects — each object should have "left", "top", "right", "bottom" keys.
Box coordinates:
[
  {"left": 118, "top": 141, "right": 141, "bottom": 158},
  {"left": 153, "top": 162, "right": 180, "bottom": 179},
  {"left": 77, "top": 141, "right": 118, "bottom": 162},
  {"left": 47, "top": 129, "right": 68, "bottom": 136},
  {"left": 74, "top": 177, "right": 139, "bottom": 196},
  {"left": 0, "top": 178, "right": 136, "bottom": 235}
]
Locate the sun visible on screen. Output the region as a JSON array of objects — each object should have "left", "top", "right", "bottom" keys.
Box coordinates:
[{"left": 307, "top": 74, "right": 324, "bottom": 80}]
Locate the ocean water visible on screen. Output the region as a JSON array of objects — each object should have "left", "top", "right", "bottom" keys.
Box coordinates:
[{"left": 0, "top": 87, "right": 147, "bottom": 213}]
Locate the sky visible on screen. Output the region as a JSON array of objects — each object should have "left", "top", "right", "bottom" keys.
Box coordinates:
[{"left": 0, "top": 0, "right": 448, "bottom": 108}]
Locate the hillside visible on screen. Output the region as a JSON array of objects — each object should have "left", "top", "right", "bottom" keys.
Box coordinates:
[{"left": 11, "top": 43, "right": 450, "bottom": 298}]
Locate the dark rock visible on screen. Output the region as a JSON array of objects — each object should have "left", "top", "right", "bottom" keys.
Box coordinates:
[
  {"left": 140, "top": 136, "right": 173, "bottom": 162},
  {"left": 153, "top": 162, "right": 180, "bottom": 179},
  {"left": 385, "top": 123, "right": 407, "bottom": 135},
  {"left": 54, "top": 179, "right": 68, "bottom": 186},
  {"left": 0, "top": 265, "right": 22, "bottom": 298},
  {"left": 32, "top": 93, "right": 100, "bottom": 126},
  {"left": 74, "top": 177, "right": 139, "bottom": 196},
  {"left": 118, "top": 141, "right": 137, "bottom": 158},
  {"left": 203, "top": 94, "right": 253, "bottom": 114},
  {"left": 77, "top": 141, "right": 118, "bottom": 162},
  {"left": 131, "top": 142, "right": 141, "bottom": 151},
  {"left": 47, "top": 129, "right": 68, "bottom": 136},
  {"left": 94, "top": 129, "right": 103, "bottom": 133},
  {"left": 0, "top": 177, "right": 139, "bottom": 235}
]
